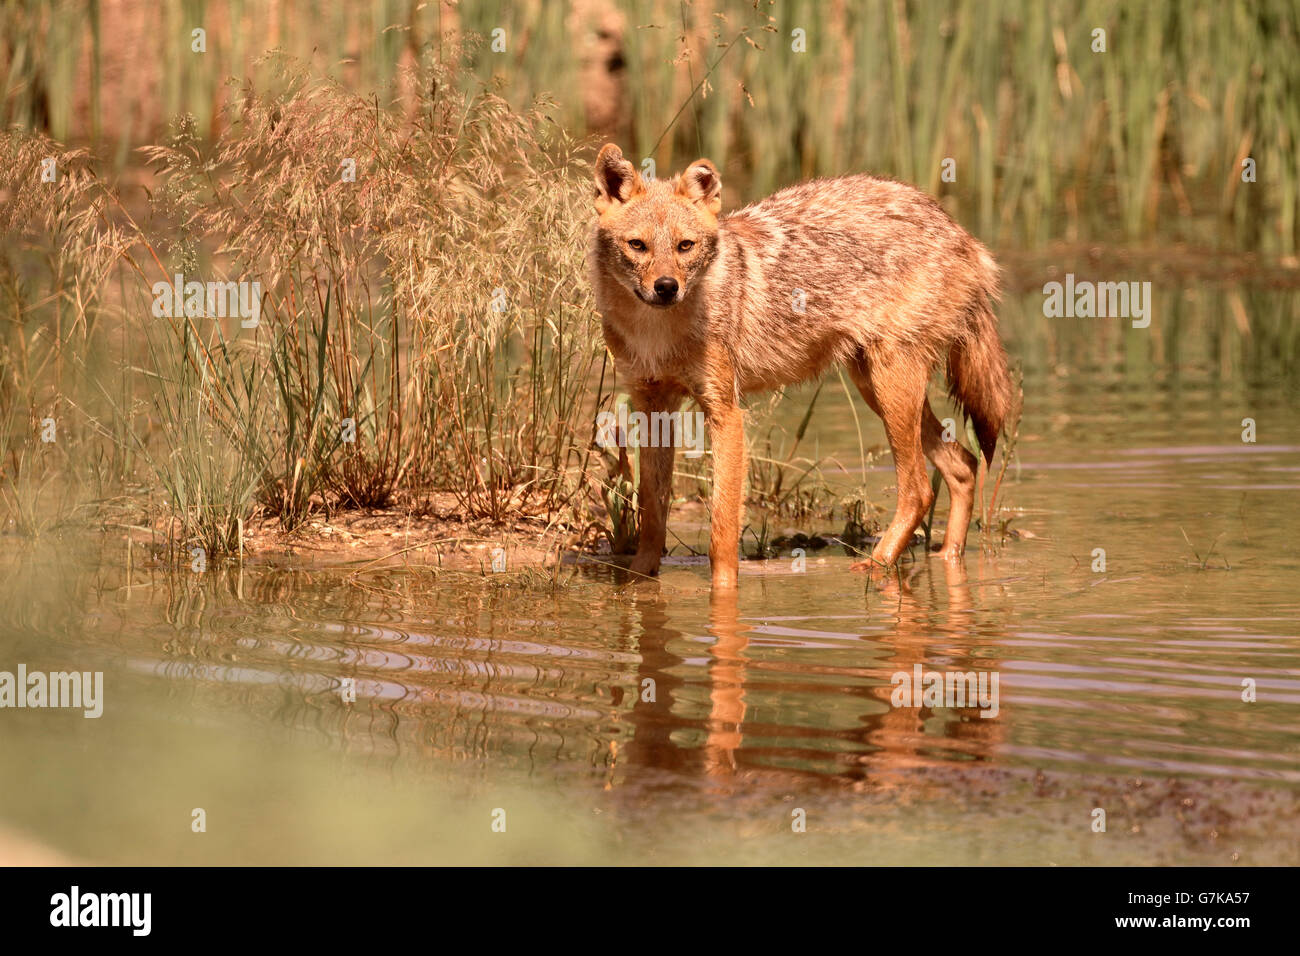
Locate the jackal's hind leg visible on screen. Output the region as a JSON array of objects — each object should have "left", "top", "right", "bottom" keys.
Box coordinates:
[{"left": 921, "top": 401, "right": 978, "bottom": 560}]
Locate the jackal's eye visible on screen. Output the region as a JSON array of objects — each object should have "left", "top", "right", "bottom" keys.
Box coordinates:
[
  {"left": 627, "top": 239, "right": 646, "bottom": 252},
  {"left": 677, "top": 240, "right": 695, "bottom": 252}
]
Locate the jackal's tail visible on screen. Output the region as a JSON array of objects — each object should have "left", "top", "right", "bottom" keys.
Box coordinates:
[{"left": 947, "top": 249, "right": 1018, "bottom": 466}]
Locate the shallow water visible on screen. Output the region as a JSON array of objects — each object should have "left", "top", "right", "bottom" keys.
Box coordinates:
[{"left": 1, "top": 284, "right": 1298, "bottom": 864}]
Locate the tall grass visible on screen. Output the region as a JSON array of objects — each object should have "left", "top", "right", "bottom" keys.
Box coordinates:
[
  {"left": 0, "top": 131, "right": 120, "bottom": 535},
  {"left": 4, "top": 1, "right": 1299, "bottom": 253},
  {"left": 0, "top": 50, "right": 610, "bottom": 555},
  {"left": 480, "top": 0, "right": 1300, "bottom": 253}
]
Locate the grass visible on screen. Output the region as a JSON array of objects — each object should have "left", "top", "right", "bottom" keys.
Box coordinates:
[
  {"left": 0, "top": 49, "right": 623, "bottom": 556},
  {"left": 4, "top": 1, "right": 1299, "bottom": 252}
]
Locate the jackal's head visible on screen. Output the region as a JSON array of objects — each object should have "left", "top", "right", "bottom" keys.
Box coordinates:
[{"left": 591, "top": 144, "right": 721, "bottom": 307}]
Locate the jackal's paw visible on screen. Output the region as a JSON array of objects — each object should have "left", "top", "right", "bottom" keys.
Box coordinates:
[
  {"left": 628, "top": 555, "right": 662, "bottom": 579},
  {"left": 849, "top": 558, "right": 885, "bottom": 573}
]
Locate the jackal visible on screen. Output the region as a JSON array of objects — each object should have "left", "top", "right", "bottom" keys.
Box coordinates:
[{"left": 588, "top": 144, "right": 1016, "bottom": 589}]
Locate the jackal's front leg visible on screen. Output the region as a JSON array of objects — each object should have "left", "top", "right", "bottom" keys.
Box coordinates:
[
  {"left": 707, "top": 403, "right": 746, "bottom": 589},
  {"left": 629, "top": 384, "right": 682, "bottom": 579}
]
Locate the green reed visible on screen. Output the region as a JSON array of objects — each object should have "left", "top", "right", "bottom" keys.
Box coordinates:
[{"left": 7, "top": 1, "right": 1296, "bottom": 251}]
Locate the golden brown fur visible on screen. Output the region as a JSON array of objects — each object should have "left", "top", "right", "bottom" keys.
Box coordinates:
[{"left": 588, "top": 144, "right": 1015, "bottom": 588}]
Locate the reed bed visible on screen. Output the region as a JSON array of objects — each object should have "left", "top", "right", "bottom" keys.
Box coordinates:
[{"left": 4, "top": 1, "right": 1298, "bottom": 251}]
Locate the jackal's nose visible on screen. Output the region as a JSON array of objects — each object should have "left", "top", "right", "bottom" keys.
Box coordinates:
[{"left": 653, "top": 276, "right": 679, "bottom": 302}]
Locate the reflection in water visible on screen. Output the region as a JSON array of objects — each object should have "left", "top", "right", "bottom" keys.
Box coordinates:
[
  {"left": 619, "top": 561, "right": 1010, "bottom": 790},
  {"left": 702, "top": 589, "right": 748, "bottom": 775}
]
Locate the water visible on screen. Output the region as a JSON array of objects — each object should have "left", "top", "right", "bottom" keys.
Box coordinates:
[{"left": 1, "top": 285, "right": 1298, "bottom": 864}]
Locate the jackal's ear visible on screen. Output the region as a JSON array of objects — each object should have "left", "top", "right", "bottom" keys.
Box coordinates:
[
  {"left": 594, "top": 144, "right": 643, "bottom": 213},
  {"left": 676, "top": 159, "right": 722, "bottom": 215}
]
